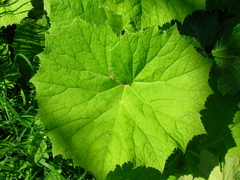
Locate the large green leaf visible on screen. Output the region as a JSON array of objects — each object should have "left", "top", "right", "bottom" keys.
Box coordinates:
[
  {"left": 100, "top": 0, "right": 205, "bottom": 29},
  {"left": 0, "top": 0, "right": 32, "bottom": 27},
  {"left": 32, "top": 14, "right": 213, "bottom": 179}
]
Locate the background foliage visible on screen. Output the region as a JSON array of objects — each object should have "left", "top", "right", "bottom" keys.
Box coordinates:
[{"left": 0, "top": 0, "right": 240, "bottom": 180}]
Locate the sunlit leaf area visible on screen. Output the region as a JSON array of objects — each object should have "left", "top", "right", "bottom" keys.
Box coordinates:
[{"left": 1, "top": 0, "right": 240, "bottom": 179}]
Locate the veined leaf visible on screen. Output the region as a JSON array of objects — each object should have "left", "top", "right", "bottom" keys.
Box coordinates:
[
  {"left": 0, "top": 0, "right": 32, "bottom": 27},
  {"left": 32, "top": 15, "right": 213, "bottom": 179},
  {"left": 100, "top": 0, "right": 205, "bottom": 29}
]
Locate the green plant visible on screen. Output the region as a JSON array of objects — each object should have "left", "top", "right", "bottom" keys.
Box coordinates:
[
  {"left": 0, "top": 0, "right": 95, "bottom": 179},
  {"left": 1, "top": 0, "right": 240, "bottom": 180}
]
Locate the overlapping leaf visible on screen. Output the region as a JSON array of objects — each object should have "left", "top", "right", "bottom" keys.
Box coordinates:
[
  {"left": 151, "top": 92, "right": 240, "bottom": 179},
  {"left": 45, "top": 0, "right": 124, "bottom": 36},
  {"left": 212, "top": 24, "right": 240, "bottom": 95},
  {"left": 100, "top": 0, "right": 205, "bottom": 29},
  {"left": 0, "top": 0, "right": 32, "bottom": 27},
  {"left": 206, "top": 0, "right": 240, "bottom": 17}
]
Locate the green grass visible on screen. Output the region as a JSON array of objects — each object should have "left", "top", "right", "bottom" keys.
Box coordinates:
[
  {"left": 2, "top": 1, "right": 239, "bottom": 180},
  {"left": 0, "top": 89, "right": 96, "bottom": 179},
  {"left": 0, "top": 40, "right": 96, "bottom": 180},
  {"left": 0, "top": 0, "right": 96, "bottom": 179},
  {"left": 0, "top": 36, "right": 96, "bottom": 180}
]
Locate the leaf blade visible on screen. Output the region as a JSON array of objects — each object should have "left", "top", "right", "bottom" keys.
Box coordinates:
[{"left": 32, "top": 8, "right": 213, "bottom": 180}]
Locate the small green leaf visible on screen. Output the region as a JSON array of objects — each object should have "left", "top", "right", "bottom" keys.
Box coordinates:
[{"left": 27, "top": 134, "right": 48, "bottom": 166}]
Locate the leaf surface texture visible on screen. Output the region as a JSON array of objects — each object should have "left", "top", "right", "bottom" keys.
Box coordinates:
[{"left": 32, "top": 1, "right": 213, "bottom": 179}]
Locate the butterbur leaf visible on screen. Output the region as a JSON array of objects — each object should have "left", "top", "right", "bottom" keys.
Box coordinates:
[
  {"left": 32, "top": 14, "right": 213, "bottom": 179},
  {"left": 100, "top": 0, "right": 206, "bottom": 30},
  {"left": 0, "top": 0, "right": 32, "bottom": 27}
]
